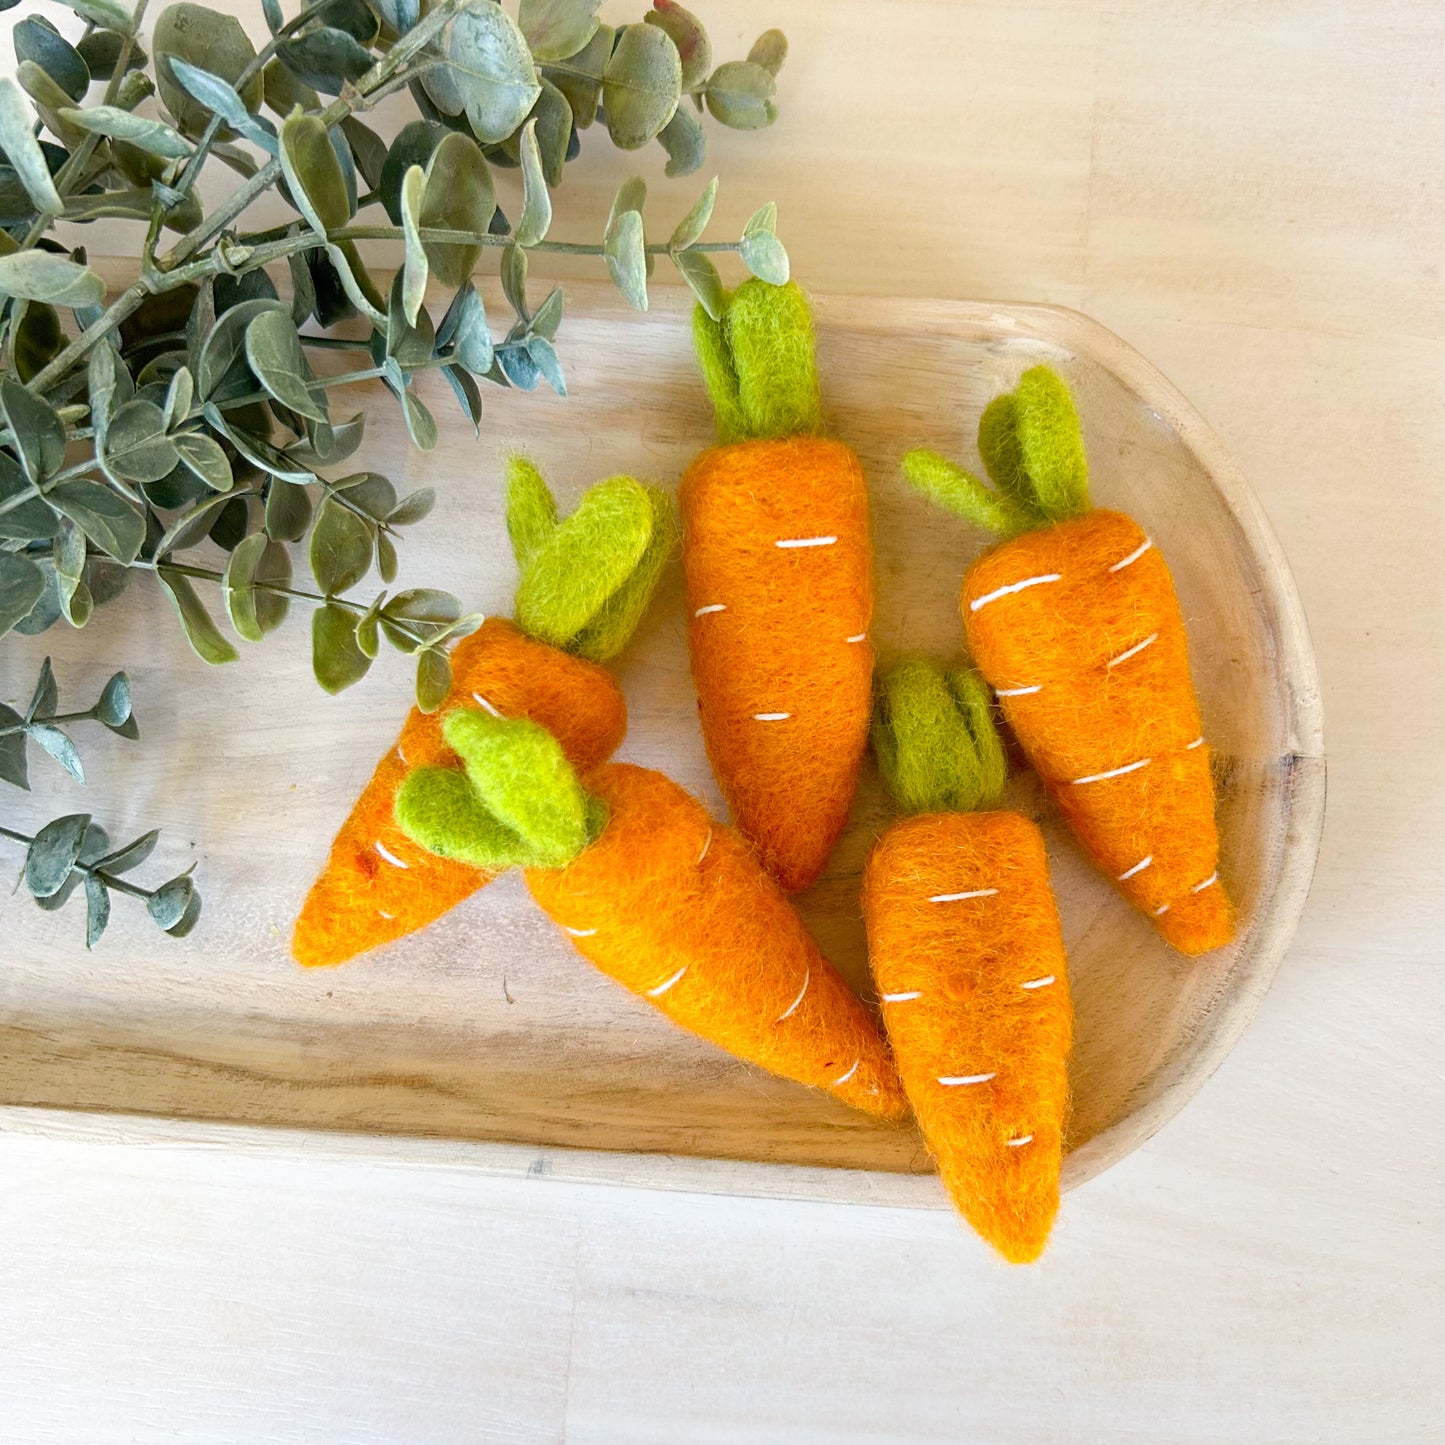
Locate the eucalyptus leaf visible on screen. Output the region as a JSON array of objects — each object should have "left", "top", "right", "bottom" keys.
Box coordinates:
[
  {"left": 154, "top": 490, "right": 239, "bottom": 556},
  {"left": 529, "top": 284, "right": 563, "bottom": 342},
  {"left": 173, "top": 431, "right": 233, "bottom": 493},
  {"left": 262, "top": 0, "right": 283, "bottom": 33},
  {"left": 264, "top": 478, "right": 312, "bottom": 542},
  {"left": 497, "top": 342, "right": 539, "bottom": 391},
  {"left": 17, "top": 60, "right": 89, "bottom": 148},
  {"left": 656, "top": 101, "right": 705, "bottom": 177},
  {"left": 69, "top": 0, "right": 134, "bottom": 35},
  {"left": 739, "top": 226, "right": 789, "bottom": 285},
  {"left": 527, "top": 335, "right": 565, "bottom": 396},
  {"left": 161, "top": 365, "right": 194, "bottom": 430},
  {"left": 309, "top": 493, "right": 373, "bottom": 596},
  {"left": 76, "top": 30, "right": 147, "bottom": 82},
  {"left": 644, "top": 0, "right": 710, "bottom": 91},
  {"left": 375, "top": 529, "right": 398, "bottom": 583},
  {"left": 747, "top": 29, "right": 787, "bottom": 76},
  {"left": 95, "top": 829, "right": 159, "bottom": 875},
  {"left": 276, "top": 27, "right": 373, "bottom": 97},
  {"left": 14, "top": 17, "right": 91, "bottom": 103},
  {"left": 13, "top": 559, "right": 63, "bottom": 636},
  {"left": 54, "top": 516, "right": 87, "bottom": 623},
  {"left": 158, "top": 568, "right": 239, "bottom": 664},
  {"left": 445, "top": 2, "right": 541, "bottom": 144},
  {"left": 669, "top": 175, "right": 717, "bottom": 249},
  {"left": 0, "top": 551, "right": 46, "bottom": 637},
  {"left": 388, "top": 488, "right": 436, "bottom": 527},
  {"left": 705, "top": 59, "right": 776, "bottom": 130},
  {"left": 312, "top": 601, "right": 371, "bottom": 692},
  {"left": 94, "top": 671, "right": 133, "bottom": 728},
  {"left": 0, "top": 250, "right": 105, "bottom": 307},
  {"left": 195, "top": 295, "right": 285, "bottom": 400},
  {"left": 379, "top": 118, "right": 447, "bottom": 224},
  {"left": 223, "top": 530, "right": 290, "bottom": 640},
  {"left": 0, "top": 456, "right": 57, "bottom": 544},
  {"left": 166, "top": 57, "right": 278, "bottom": 154},
  {"left": 0, "top": 77, "right": 63, "bottom": 215},
  {"left": 501, "top": 241, "right": 528, "bottom": 318},
  {"left": 28, "top": 723, "right": 83, "bottom": 780},
  {"left": 438, "top": 282, "right": 493, "bottom": 374},
  {"left": 520, "top": 0, "right": 601, "bottom": 62},
  {"left": 26, "top": 656, "right": 57, "bottom": 724},
  {"left": 25, "top": 813, "right": 90, "bottom": 898},
  {"left": 527, "top": 76, "right": 572, "bottom": 187},
  {"left": 103, "top": 399, "right": 179, "bottom": 484},
  {"left": 14, "top": 295, "right": 68, "bottom": 382},
  {"left": 153, "top": 3, "right": 263, "bottom": 139},
  {"left": 0, "top": 702, "right": 29, "bottom": 789},
  {"left": 603, "top": 207, "right": 647, "bottom": 311},
  {"left": 147, "top": 872, "right": 195, "bottom": 930},
  {"left": 372, "top": 0, "right": 419, "bottom": 35},
  {"left": 280, "top": 110, "right": 351, "bottom": 235},
  {"left": 245, "top": 308, "right": 329, "bottom": 425},
  {"left": 47, "top": 480, "right": 147, "bottom": 563},
  {"left": 340, "top": 116, "right": 386, "bottom": 191},
  {"left": 415, "top": 647, "right": 451, "bottom": 712},
  {"left": 399, "top": 163, "right": 428, "bottom": 326},
  {"left": 0, "top": 375, "right": 66, "bottom": 484},
  {"left": 163, "top": 888, "right": 202, "bottom": 937},
  {"left": 420, "top": 130, "right": 495, "bottom": 289},
  {"left": 546, "top": 22, "right": 609, "bottom": 129},
  {"left": 515, "top": 118, "right": 551, "bottom": 246},
  {"left": 603, "top": 22, "right": 682, "bottom": 151},
  {"left": 84, "top": 874, "right": 111, "bottom": 948},
  {"left": 399, "top": 387, "right": 437, "bottom": 451},
  {"left": 673, "top": 246, "right": 724, "bottom": 320}
]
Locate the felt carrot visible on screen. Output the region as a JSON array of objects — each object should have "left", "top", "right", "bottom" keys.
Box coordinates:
[
  {"left": 902, "top": 367, "right": 1233, "bottom": 955},
  {"left": 681, "top": 280, "right": 873, "bottom": 893},
  {"left": 291, "top": 459, "right": 673, "bottom": 968},
  {"left": 394, "top": 708, "right": 908, "bottom": 1121},
  {"left": 863, "top": 660, "right": 1073, "bottom": 1264}
]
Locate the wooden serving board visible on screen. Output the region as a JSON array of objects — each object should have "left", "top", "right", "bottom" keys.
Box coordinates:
[{"left": 0, "top": 284, "right": 1324, "bottom": 1203}]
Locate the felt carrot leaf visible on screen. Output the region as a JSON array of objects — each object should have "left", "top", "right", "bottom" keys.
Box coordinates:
[
  {"left": 864, "top": 657, "right": 1072, "bottom": 1264},
  {"left": 505, "top": 454, "right": 559, "bottom": 567},
  {"left": 903, "top": 365, "right": 1232, "bottom": 956},
  {"left": 681, "top": 279, "right": 873, "bottom": 892},
  {"left": 394, "top": 766, "right": 536, "bottom": 870},
  {"left": 573, "top": 484, "right": 675, "bottom": 662}
]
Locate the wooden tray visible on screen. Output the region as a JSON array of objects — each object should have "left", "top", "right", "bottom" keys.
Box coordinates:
[{"left": 0, "top": 285, "right": 1325, "bottom": 1203}]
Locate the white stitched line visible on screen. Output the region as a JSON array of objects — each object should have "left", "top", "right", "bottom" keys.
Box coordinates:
[
  {"left": 1072, "top": 757, "right": 1151, "bottom": 785},
  {"left": 929, "top": 888, "right": 999, "bottom": 903},
  {"left": 395, "top": 743, "right": 408, "bottom": 766},
  {"left": 1118, "top": 854, "right": 1153, "bottom": 881},
  {"left": 970, "top": 573, "right": 1062, "bottom": 612},
  {"left": 1021, "top": 975, "right": 1055, "bottom": 990},
  {"left": 694, "top": 603, "right": 726, "bottom": 617},
  {"left": 833, "top": 1057, "right": 860, "bottom": 1086},
  {"left": 1109, "top": 537, "right": 1153, "bottom": 572},
  {"left": 470, "top": 692, "right": 502, "bottom": 717},
  {"left": 1192, "top": 872, "right": 1219, "bottom": 893},
  {"left": 754, "top": 712, "right": 790, "bottom": 722},
  {"left": 846, "top": 632, "right": 867, "bottom": 643},
  {"left": 1187, "top": 736, "right": 1205, "bottom": 750},
  {"left": 996, "top": 684, "right": 1042, "bottom": 697},
  {"left": 647, "top": 965, "right": 688, "bottom": 997},
  {"left": 882, "top": 990, "right": 921, "bottom": 1003},
  {"left": 565, "top": 926, "right": 597, "bottom": 938},
  {"left": 775, "top": 535, "right": 837, "bottom": 549},
  {"left": 697, "top": 829, "right": 712, "bottom": 865},
  {"left": 378, "top": 910, "right": 395, "bottom": 920},
  {"left": 777, "top": 969, "right": 810, "bottom": 1022},
  {"left": 374, "top": 841, "right": 409, "bottom": 869},
  {"left": 1007, "top": 1135, "right": 1034, "bottom": 1148},
  {"left": 1155, "top": 904, "right": 1170, "bottom": 916},
  {"left": 939, "top": 1072, "right": 996, "bottom": 1087},
  {"left": 1107, "top": 632, "right": 1158, "bottom": 669}
]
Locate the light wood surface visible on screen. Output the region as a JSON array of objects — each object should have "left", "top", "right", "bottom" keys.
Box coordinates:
[
  {"left": 0, "top": 285, "right": 1325, "bottom": 1196},
  {"left": 2, "top": 2, "right": 1441, "bottom": 1441}
]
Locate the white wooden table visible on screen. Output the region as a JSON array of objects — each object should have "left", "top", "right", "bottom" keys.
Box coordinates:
[{"left": 3, "top": 2, "right": 1442, "bottom": 1440}]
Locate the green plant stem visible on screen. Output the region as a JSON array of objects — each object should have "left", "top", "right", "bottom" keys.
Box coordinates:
[
  {"left": 0, "top": 824, "right": 152, "bottom": 901},
  {"left": 0, "top": 710, "right": 96, "bottom": 738},
  {"left": 143, "top": 558, "right": 442, "bottom": 652},
  {"left": 26, "top": 282, "right": 149, "bottom": 396}
]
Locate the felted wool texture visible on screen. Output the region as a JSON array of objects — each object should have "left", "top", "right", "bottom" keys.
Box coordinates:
[
  {"left": 680, "top": 434, "right": 874, "bottom": 893},
  {"left": 693, "top": 279, "right": 823, "bottom": 445},
  {"left": 525, "top": 762, "right": 908, "bottom": 1121},
  {"left": 964, "top": 508, "right": 1233, "bottom": 955},
  {"left": 863, "top": 809, "right": 1072, "bottom": 1264},
  {"left": 573, "top": 484, "right": 676, "bottom": 663},
  {"left": 290, "top": 618, "right": 627, "bottom": 969},
  {"left": 873, "top": 661, "right": 1007, "bottom": 817}
]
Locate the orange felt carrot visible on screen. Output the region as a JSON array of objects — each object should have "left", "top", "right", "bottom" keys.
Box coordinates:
[
  {"left": 902, "top": 366, "right": 1233, "bottom": 955},
  {"left": 863, "top": 661, "right": 1073, "bottom": 1263},
  {"left": 394, "top": 709, "right": 907, "bottom": 1121},
  {"left": 681, "top": 280, "right": 873, "bottom": 893},
  {"left": 291, "top": 460, "right": 672, "bottom": 968}
]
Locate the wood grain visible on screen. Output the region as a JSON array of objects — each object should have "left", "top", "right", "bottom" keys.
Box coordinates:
[{"left": 0, "top": 284, "right": 1323, "bottom": 1197}]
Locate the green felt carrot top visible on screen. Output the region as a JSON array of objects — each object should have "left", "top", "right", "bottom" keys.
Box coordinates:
[
  {"left": 872, "top": 660, "right": 1007, "bottom": 816},
  {"left": 395, "top": 708, "right": 606, "bottom": 872},
  {"left": 692, "top": 279, "right": 822, "bottom": 445},
  {"left": 901, "top": 365, "right": 1090, "bottom": 539},
  {"left": 505, "top": 455, "right": 674, "bottom": 662}
]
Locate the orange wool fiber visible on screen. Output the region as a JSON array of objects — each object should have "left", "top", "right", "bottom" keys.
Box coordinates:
[
  {"left": 862, "top": 809, "right": 1072, "bottom": 1264},
  {"left": 525, "top": 762, "right": 908, "bottom": 1121},
  {"left": 963, "top": 508, "right": 1233, "bottom": 955},
  {"left": 680, "top": 435, "right": 874, "bottom": 892},
  {"left": 291, "top": 618, "right": 627, "bottom": 968}
]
